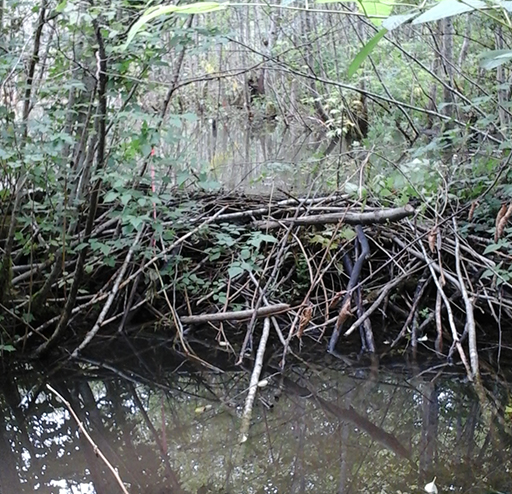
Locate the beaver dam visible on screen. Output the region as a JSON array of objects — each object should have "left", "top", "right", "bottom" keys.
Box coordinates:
[
  {"left": 3, "top": 187, "right": 512, "bottom": 493},
  {"left": 2, "top": 188, "right": 512, "bottom": 378}
]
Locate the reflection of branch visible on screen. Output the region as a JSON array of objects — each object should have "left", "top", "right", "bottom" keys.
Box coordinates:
[
  {"left": 46, "top": 384, "right": 130, "bottom": 494},
  {"left": 281, "top": 375, "right": 411, "bottom": 460},
  {"left": 129, "top": 383, "right": 185, "bottom": 493}
]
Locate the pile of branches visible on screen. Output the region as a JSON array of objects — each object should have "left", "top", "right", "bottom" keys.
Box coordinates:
[{"left": 2, "top": 190, "right": 511, "bottom": 384}]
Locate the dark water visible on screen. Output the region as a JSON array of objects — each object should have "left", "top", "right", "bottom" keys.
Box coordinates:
[{"left": 1, "top": 342, "right": 512, "bottom": 494}]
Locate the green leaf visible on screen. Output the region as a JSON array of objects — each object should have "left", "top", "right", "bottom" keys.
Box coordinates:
[
  {"left": 56, "top": 0, "right": 67, "bottom": 12},
  {"left": 340, "top": 227, "right": 356, "bottom": 241},
  {"left": 120, "top": 192, "right": 133, "bottom": 206},
  {"left": 123, "top": 2, "right": 227, "bottom": 49},
  {"left": 90, "top": 239, "right": 111, "bottom": 256},
  {"left": 479, "top": 49, "right": 512, "bottom": 70},
  {"left": 209, "top": 250, "right": 221, "bottom": 261},
  {"left": 357, "top": 0, "right": 394, "bottom": 25},
  {"left": 104, "top": 191, "right": 118, "bottom": 203},
  {"left": 412, "top": 0, "right": 485, "bottom": 25},
  {"left": 499, "top": 0, "right": 512, "bottom": 11},
  {"left": 348, "top": 28, "right": 387, "bottom": 77},
  {"left": 129, "top": 216, "right": 145, "bottom": 230},
  {"left": 0, "top": 344, "right": 15, "bottom": 352},
  {"left": 228, "top": 264, "right": 245, "bottom": 278},
  {"left": 382, "top": 12, "right": 416, "bottom": 30},
  {"left": 483, "top": 242, "right": 507, "bottom": 254},
  {"left": 317, "top": 0, "right": 393, "bottom": 24},
  {"left": 247, "top": 232, "right": 278, "bottom": 249}
]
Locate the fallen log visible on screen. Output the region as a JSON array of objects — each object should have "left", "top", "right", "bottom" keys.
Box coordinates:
[
  {"left": 180, "top": 303, "right": 290, "bottom": 324},
  {"left": 252, "top": 204, "right": 415, "bottom": 229}
]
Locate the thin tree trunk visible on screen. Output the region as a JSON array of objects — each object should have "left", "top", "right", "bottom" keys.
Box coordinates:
[
  {"left": 495, "top": 26, "right": 510, "bottom": 129},
  {"left": 440, "top": 17, "right": 455, "bottom": 121}
]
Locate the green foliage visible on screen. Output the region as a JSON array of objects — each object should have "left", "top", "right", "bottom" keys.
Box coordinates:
[
  {"left": 351, "top": 0, "right": 512, "bottom": 74},
  {"left": 123, "top": 2, "right": 226, "bottom": 49}
]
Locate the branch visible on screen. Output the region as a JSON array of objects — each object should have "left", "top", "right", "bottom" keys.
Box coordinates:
[
  {"left": 22, "top": 0, "right": 48, "bottom": 133},
  {"left": 253, "top": 205, "right": 415, "bottom": 229},
  {"left": 453, "top": 218, "right": 479, "bottom": 380},
  {"left": 239, "top": 317, "right": 271, "bottom": 443},
  {"left": 180, "top": 303, "right": 290, "bottom": 324}
]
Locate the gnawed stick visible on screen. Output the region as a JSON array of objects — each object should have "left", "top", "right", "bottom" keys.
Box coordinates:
[
  {"left": 254, "top": 204, "right": 415, "bottom": 229},
  {"left": 411, "top": 222, "right": 473, "bottom": 379},
  {"left": 453, "top": 218, "right": 479, "bottom": 380},
  {"left": 180, "top": 303, "right": 290, "bottom": 324},
  {"left": 239, "top": 317, "right": 271, "bottom": 443}
]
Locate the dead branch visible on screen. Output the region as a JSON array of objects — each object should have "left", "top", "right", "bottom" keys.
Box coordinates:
[
  {"left": 180, "top": 304, "right": 290, "bottom": 324},
  {"left": 453, "top": 218, "right": 479, "bottom": 380},
  {"left": 239, "top": 317, "right": 271, "bottom": 443},
  {"left": 253, "top": 204, "right": 415, "bottom": 229}
]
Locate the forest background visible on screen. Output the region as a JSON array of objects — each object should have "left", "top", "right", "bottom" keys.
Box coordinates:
[{"left": 1, "top": 0, "right": 512, "bottom": 369}]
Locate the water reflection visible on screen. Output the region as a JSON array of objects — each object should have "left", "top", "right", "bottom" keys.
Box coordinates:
[
  {"left": 1, "top": 348, "right": 511, "bottom": 493},
  {"left": 162, "top": 117, "right": 359, "bottom": 193}
]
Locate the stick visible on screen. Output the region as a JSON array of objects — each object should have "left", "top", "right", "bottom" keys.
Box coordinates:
[
  {"left": 180, "top": 303, "right": 290, "bottom": 324},
  {"left": 390, "top": 272, "right": 431, "bottom": 347},
  {"left": 329, "top": 225, "right": 370, "bottom": 352},
  {"left": 70, "top": 228, "right": 143, "bottom": 358},
  {"left": 254, "top": 204, "right": 415, "bottom": 229},
  {"left": 46, "top": 384, "right": 130, "bottom": 494},
  {"left": 411, "top": 223, "right": 472, "bottom": 379},
  {"left": 344, "top": 263, "right": 420, "bottom": 337},
  {"left": 239, "top": 317, "right": 271, "bottom": 443},
  {"left": 453, "top": 218, "right": 479, "bottom": 380}
]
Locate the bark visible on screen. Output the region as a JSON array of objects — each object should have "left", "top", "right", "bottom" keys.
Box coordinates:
[
  {"left": 495, "top": 26, "right": 510, "bottom": 130},
  {"left": 440, "top": 17, "right": 455, "bottom": 121},
  {"left": 253, "top": 204, "right": 415, "bottom": 229}
]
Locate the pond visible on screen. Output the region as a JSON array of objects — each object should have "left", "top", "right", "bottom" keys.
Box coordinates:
[
  {"left": 2, "top": 340, "right": 511, "bottom": 494},
  {"left": 156, "top": 116, "right": 362, "bottom": 194}
]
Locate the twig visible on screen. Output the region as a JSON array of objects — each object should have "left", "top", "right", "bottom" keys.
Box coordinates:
[
  {"left": 46, "top": 384, "right": 130, "bottom": 494},
  {"left": 239, "top": 317, "right": 271, "bottom": 443},
  {"left": 69, "top": 228, "right": 143, "bottom": 358},
  {"left": 435, "top": 290, "right": 443, "bottom": 354},
  {"left": 453, "top": 218, "right": 479, "bottom": 380},
  {"left": 390, "top": 272, "right": 431, "bottom": 347},
  {"left": 344, "top": 262, "right": 421, "bottom": 337}
]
